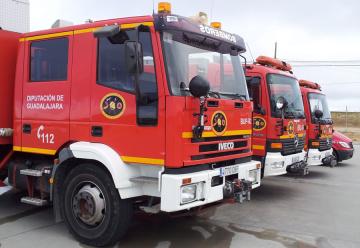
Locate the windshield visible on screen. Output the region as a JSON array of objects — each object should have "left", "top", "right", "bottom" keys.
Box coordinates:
[
  {"left": 308, "top": 93, "right": 331, "bottom": 121},
  {"left": 267, "top": 73, "right": 305, "bottom": 119},
  {"left": 162, "top": 32, "right": 249, "bottom": 100}
]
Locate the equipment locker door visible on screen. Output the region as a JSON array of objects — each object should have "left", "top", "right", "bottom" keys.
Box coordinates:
[
  {"left": 90, "top": 26, "right": 165, "bottom": 165},
  {"left": 20, "top": 33, "right": 73, "bottom": 155}
]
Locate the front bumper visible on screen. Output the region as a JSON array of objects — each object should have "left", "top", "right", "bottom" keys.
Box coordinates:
[
  {"left": 307, "top": 148, "right": 333, "bottom": 166},
  {"left": 264, "top": 151, "right": 307, "bottom": 177},
  {"left": 337, "top": 149, "right": 354, "bottom": 161},
  {"left": 160, "top": 160, "right": 261, "bottom": 212}
]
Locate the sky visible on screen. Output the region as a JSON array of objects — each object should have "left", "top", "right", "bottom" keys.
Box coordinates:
[{"left": 29, "top": 0, "right": 360, "bottom": 112}]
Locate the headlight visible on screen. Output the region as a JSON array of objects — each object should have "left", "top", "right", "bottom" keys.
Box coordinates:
[
  {"left": 181, "top": 184, "right": 197, "bottom": 204},
  {"left": 339, "top": 141, "right": 351, "bottom": 149},
  {"left": 249, "top": 169, "right": 258, "bottom": 183},
  {"left": 271, "top": 161, "right": 285, "bottom": 169}
]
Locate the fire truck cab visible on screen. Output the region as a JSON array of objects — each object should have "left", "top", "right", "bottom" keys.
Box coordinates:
[
  {"left": 0, "top": 3, "right": 261, "bottom": 246},
  {"left": 245, "top": 56, "right": 308, "bottom": 177},
  {"left": 299, "top": 80, "right": 336, "bottom": 166}
]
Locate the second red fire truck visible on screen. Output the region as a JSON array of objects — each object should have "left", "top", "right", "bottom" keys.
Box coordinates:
[
  {"left": 245, "top": 56, "right": 308, "bottom": 177},
  {"left": 0, "top": 3, "right": 261, "bottom": 246}
]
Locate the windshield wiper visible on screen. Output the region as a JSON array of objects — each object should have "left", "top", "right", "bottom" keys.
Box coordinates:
[
  {"left": 208, "top": 91, "right": 221, "bottom": 99},
  {"left": 218, "top": 92, "right": 247, "bottom": 100}
]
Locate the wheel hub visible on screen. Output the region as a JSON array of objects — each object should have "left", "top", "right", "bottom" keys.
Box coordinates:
[{"left": 73, "top": 184, "right": 105, "bottom": 226}]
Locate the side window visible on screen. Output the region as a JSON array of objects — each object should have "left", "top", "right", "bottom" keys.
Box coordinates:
[
  {"left": 97, "top": 30, "right": 136, "bottom": 93},
  {"left": 30, "top": 38, "right": 69, "bottom": 82},
  {"left": 246, "top": 76, "right": 261, "bottom": 113},
  {"left": 137, "top": 31, "right": 158, "bottom": 126},
  {"left": 96, "top": 29, "right": 158, "bottom": 126}
]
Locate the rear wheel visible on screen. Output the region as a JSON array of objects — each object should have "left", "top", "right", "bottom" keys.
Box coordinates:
[{"left": 61, "top": 163, "right": 132, "bottom": 247}]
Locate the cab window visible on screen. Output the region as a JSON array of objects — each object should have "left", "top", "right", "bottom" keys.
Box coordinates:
[{"left": 30, "top": 37, "right": 69, "bottom": 82}]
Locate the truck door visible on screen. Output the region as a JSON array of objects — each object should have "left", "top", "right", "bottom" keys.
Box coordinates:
[
  {"left": 90, "top": 26, "right": 165, "bottom": 165},
  {"left": 246, "top": 75, "right": 267, "bottom": 155},
  {"left": 21, "top": 34, "right": 73, "bottom": 155}
]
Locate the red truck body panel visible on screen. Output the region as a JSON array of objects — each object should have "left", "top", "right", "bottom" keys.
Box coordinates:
[
  {"left": 9, "top": 15, "right": 253, "bottom": 168},
  {"left": 0, "top": 30, "right": 21, "bottom": 145}
]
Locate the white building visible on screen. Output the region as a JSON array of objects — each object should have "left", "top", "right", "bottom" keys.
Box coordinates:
[{"left": 0, "top": 0, "right": 30, "bottom": 33}]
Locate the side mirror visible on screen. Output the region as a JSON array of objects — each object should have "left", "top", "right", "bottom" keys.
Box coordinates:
[
  {"left": 93, "top": 25, "right": 120, "bottom": 38},
  {"left": 314, "top": 109, "right": 323, "bottom": 119},
  {"left": 276, "top": 96, "right": 287, "bottom": 110},
  {"left": 258, "top": 105, "right": 266, "bottom": 115},
  {"left": 189, "top": 75, "right": 210, "bottom": 98},
  {"left": 125, "top": 41, "right": 144, "bottom": 74}
]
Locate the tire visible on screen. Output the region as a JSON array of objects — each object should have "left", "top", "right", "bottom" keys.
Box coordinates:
[
  {"left": 61, "top": 163, "right": 133, "bottom": 247},
  {"left": 333, "top": 151, "right": 339, "bottom": 166}
]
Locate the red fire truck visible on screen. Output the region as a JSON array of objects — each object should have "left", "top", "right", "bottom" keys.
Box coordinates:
[
  {"left": 245, "top": 56, "right": 308, "bottom": 177},
  {"left": 0, "top": 3, "right": 261, "bottom": 246},
  {"left": 299, "top": 80, "right": 336, "bottom": 167}
]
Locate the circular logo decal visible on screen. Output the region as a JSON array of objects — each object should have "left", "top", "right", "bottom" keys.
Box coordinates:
[
  {"left": 100, "top": 93, "right": 126, "bottom": 119},
  {"left": 253, "top": 117, "right": 266, "bottom": 131},
  {"left": 287, "top": 121, "right": 294, "bottom": 135},
  {"left": 212, "top": 111, "right": 227, "bottom": 136}
]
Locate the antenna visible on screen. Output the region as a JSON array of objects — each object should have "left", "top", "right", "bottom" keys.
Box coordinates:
[
  {"left": 274, "top": 41, "right": 278, "bottom": 59},
  {"left": 246, "top": 42, "right": 255, "bottom": 63},
  {"left": 152, "top": 0, "right": 155, "bottom": 15}
]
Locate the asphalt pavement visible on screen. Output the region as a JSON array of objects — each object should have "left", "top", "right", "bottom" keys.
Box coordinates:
[{"left": 0, "top": 146, "right": 359, "bottom": 248}]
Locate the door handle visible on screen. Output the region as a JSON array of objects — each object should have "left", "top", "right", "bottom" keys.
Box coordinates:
[
  {"left": 23, "top": 124, "right": 31, "bottom": 134},
  {"left": 91, "top": 126, "right": 103, "bottom": 137}
]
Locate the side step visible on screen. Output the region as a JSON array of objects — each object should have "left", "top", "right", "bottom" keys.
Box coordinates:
[
  {"left": 130, "top": 176, "right": 158, "bottom": 184},
  {"left": 20, "top": 169, "right": 43, "bottom": 177},
  {"left": 21, "top": 196, "right": 48, "bottom": 206}
]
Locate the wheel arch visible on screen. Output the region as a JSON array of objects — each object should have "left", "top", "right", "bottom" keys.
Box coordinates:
[{"left": 51, "top": 142, "right": 140, "bottom": 222}]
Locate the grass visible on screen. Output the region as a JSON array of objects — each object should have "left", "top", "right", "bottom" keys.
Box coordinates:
[{"left": 332, "top": 112, "right": 360, "bottom": 142}]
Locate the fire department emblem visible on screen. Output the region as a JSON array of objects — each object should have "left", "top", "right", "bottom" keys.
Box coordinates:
[
  {"left": 212, "top": 111, "right": 227, "bottom": 136},
  {"left": 253, "top": 116, "right": 266, "bottom": 131},
  {"left": 287, "top": 121, "right": 295, "bottom": 135},
  {"left": 100, "top": 93, "right": 126, "bottom": 119}
]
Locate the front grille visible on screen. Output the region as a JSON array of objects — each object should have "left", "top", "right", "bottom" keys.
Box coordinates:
[
  {"left": 319, "top": 138, "right": 332, "bottom": 151},
  {"left": 281, "top": 138, "right": 305, "bottom": 156},
  {"left": 191, "top": 149, "right": 250, "bottom": 160},
  {"left": 349, "top": 142, "right": 353, "bottom": 149},
  {"left": 199, "top": 141, "right": 247, "bottom": 152}
]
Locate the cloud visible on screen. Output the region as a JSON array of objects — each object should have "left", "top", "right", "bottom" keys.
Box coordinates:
[{"left": 29, "top": 0, "right": 360, "bottom": 111}]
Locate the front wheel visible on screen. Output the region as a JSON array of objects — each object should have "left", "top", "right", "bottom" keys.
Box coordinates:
[
  {"left": 333, "top": 151, "right": 339, "bottom": 166},
  {"left": 61, "top": 163, "right": 133, "bottom": 247}
]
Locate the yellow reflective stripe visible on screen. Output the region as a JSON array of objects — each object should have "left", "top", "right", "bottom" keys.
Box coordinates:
[
  {"left": 20, "top": 22, "right": 154, "bottom": 41},
  {"left": 182, "top": 129, "right": 252, "bottom": 139},
  {"left": 121, "top": 22, "right": 153, "bottom": 29},
  {"left": 252, "top": 145, "right": 265, "bottom": 150},
  {"left": 20, "top": 31, "right": 73, "bottom": 42},
  {"left": 73, "top": 28, "right": 98, "bottom": 35},
  {"left": 121, "top": 156, "right": 164, "bottom": 165},
  {"left": 280, "top": 133, "right": 305, "bottom": 139},
  {"left": 13, "top": 146, "right": 21, "bottom": 152},
  {"left": 13, "top": 146, "right": 56, "bottom": 155}
]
